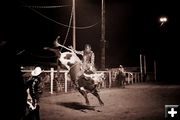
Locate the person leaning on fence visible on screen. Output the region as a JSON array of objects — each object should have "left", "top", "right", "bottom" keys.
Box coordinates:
[{"left": 116, "top": 65, "right": 126, "bottom": 88}]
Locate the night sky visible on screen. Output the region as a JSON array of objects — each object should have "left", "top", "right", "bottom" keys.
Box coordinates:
[{"left": 1, "top": 0, "right": 180, "bottom": 81}]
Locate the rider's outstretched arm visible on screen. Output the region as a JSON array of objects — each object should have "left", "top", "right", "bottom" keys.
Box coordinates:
[{"left": 74, "top": 50, "right": 83, "bottom": 56}]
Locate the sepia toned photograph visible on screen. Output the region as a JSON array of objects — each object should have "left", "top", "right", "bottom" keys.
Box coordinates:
[{"left": 1, "top": 0, "right": 180, "bottom": 120}]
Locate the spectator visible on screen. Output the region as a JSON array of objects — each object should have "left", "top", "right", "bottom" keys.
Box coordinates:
[
  {"left": 24, "top": 67, "right": 43, "bottom": 120},
  {"left": 116, "top": 65, "right": 126, "bottom": 88}
]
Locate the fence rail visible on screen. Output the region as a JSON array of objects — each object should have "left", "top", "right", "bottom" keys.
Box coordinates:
[{"left": 21, "top": 68, "right": 154, "bottom": 94}]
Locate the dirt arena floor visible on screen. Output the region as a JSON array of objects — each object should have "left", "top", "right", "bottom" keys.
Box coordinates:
[{"left": 39, "top": 83, "right": 180, "bottom": 120}]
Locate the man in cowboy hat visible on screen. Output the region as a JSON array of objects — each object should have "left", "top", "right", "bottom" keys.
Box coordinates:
[
  {"left": 25, "top": 67, "right": 43, "bottom": 120},
  {"left": 27, "top": 67, "right": 43, "bottom": 104}
]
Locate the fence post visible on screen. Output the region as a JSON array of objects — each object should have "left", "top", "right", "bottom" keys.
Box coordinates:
[
  {"left": 108, "top": 71, "right": 112, "bottom": 88},
  {"left": 131, "top": 72, "right": 136, "bottom": 84},
  {"left": 140, "top": 54, "right": 143, "bottom": 82},
  {"left": 50, "top": 68, "right": 54, "bottom": 94},
  {"left": 64, "top": 72, "right": 68, "bottom": 93}
]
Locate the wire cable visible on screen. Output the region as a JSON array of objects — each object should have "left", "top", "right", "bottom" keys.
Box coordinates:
[
  {"left": 60, "top": 5, "right": 73, "bottom": 52},
  {"left": 26, "top": 5, "right": 100, "bottom": 29},
  {"left": 24, "top": 5, "right": 71, "bottom": 9}
]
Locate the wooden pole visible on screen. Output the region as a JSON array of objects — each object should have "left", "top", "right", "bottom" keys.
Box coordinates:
[
  {"left": 64, "top": 72, "right": 68, "bottom": 93},
  {"left": 72, "top": 0, "right": 76, "bottom": 49},
  {"left": 100, "top": 0, "right": 106, "bottom": 70},
  {"left": 50, "top": 68, "right": 54, "bottom": 94}
]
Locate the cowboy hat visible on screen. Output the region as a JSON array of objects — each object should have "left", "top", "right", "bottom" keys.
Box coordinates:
[{"left": 31, "top": 67, "right": 42, "bottom": 76}]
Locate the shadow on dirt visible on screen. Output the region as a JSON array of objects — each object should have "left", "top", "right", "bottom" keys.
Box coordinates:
[{"left": 57, "top": 102, "right": 96, "bottom": 112}]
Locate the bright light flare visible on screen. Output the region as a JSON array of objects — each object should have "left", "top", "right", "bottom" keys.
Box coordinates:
[
  {"left": 159, "top": 16, "right": 168, "bottom": 26},
  {"left": 159, "top": 17, "right": 167, "bottom": 22}
]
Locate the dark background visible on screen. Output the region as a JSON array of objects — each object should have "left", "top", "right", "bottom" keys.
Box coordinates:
[{"left": 1, "top": 0, "right": 179, "bottom": 82}]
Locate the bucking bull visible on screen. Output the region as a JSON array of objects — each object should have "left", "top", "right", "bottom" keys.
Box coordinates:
[{"left": 59, "top": 49, "right": 105, "bottom": 106}]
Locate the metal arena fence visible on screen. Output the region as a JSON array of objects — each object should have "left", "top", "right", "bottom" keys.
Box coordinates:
[{"left": 21, "top": 67, "right": 154, "bottom": 94}]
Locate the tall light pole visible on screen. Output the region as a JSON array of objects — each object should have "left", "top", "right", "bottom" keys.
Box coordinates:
[
  {"left": 72, "top": 0, "right": 76, "bottom": 49},
  {"left": 100, "top": 0, "right": 106, "bottom": 70}
]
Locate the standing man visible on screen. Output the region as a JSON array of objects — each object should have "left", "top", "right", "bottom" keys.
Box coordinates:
[
  {"left": 116, "top": 65, "right": 126, "bottom": 88},
  {"left": 25, "top": 66, "right": 43, "bottom": 120}
]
